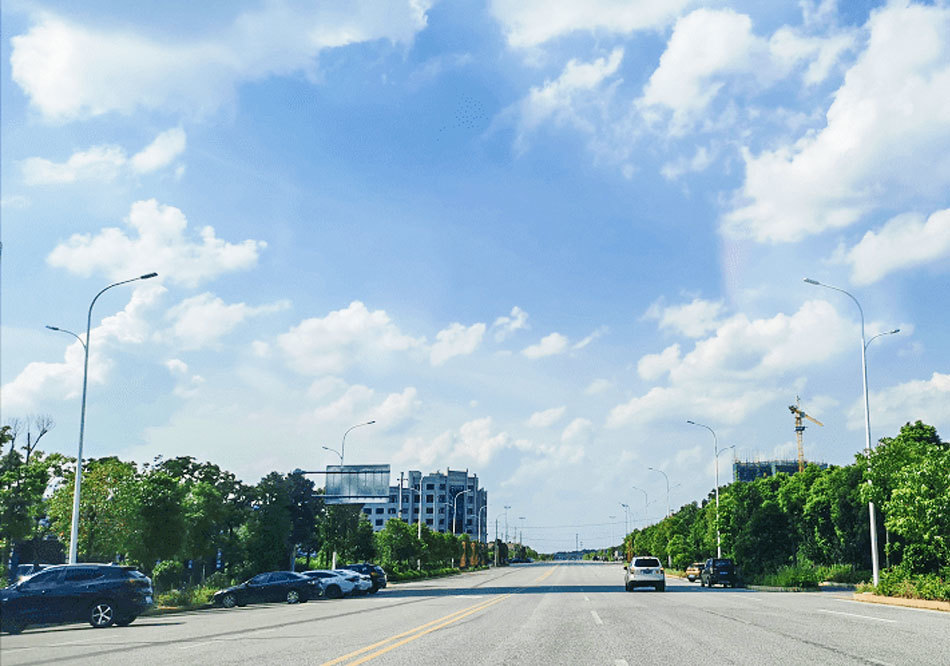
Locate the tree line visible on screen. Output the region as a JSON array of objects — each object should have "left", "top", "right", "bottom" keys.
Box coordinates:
[
  {"left": 618, "top": 421, "right": 948, "bottom": 593},
  {"left": 1, "top": 423, "right": 491, "bottom": 587}
]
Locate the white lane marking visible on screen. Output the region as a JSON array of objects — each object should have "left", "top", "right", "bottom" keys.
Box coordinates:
[
  {"left": 584, "top": 595, "right": 590, "bottom": 602},
  {"left": 590, "top": 610, "right": 603, "bottom": 625},
  {"left": 615, "top": 660, "right": 629, "bottom": 666},
  {"left": 816, "top": 609, "right": 896, "bottom": 623},
  {"left": 179, "top": 641, "right": 216, "bottom": 650},
  {"left": 740, "top": 596, "right": 763, "bottom": 602}
]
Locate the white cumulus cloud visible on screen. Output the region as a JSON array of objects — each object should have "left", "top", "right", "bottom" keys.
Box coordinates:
[
  {"left": 492, "top": 306, "right": 529, "bottom": 342},
  {"left": 165, "top": 293, "right": 290, "bottom": 350},
  {"left": 430, "top": 322, "right": 486, "bottom": 365},
  {"left": 527, "top": 406, "right": 566, "bottom": 428},
  {"left": 850, "top": 372, "right": 950, "bottom": 436},
  {"left": 835, "top": 209, "right": 950, "bottom": 285},
  {"left": 277, "top": 301, "right": 422, "bottom": 375},
  {"left": 522, "top": 332, "right": 569, "bottom": 359},
  {"left": 46, "top": 199, "right": 265, "bottom": 287},
  {"left": 10, "top": 4, "right": 432, "bottom": 120},
  {"left": 645, "top": 298, "right": 725, "bottom": 338},
  {"left": 723, "top": 2, "right": 950, "bottom": 243}
]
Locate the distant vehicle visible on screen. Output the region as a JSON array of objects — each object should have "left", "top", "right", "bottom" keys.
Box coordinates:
[
  {"left": 624, "top": 556, "right": 665, "bottom": 592},
  {"left": 300, "top": 570, "right": 358, "bottom": 599},
  {"left": 1, "top": 564, "right": 153, "bottom": 634},
  {"left": 339, "top": 563, "right": 387, "bottom": 593},
  {"left": 685, "top": 562, "right": 704, "bottom": 582},
  {"left": 212, "top": 571, "right": 317, "bottom": 608},
  {"left": 341, "top": 571, "right": 372, "bottom": 594},
  {"left": 700, "top": 558, "right": 740, "bottom": 588},
  {"left": 14, "top": 563, "right": 52, "bottom": 582}
]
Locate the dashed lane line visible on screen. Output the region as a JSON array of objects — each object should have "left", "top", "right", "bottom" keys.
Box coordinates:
[
  {"left": 590, "top": 610, "right": 603, "bottom": 626},
  {"left": 815, "top": 609, "right": 897, "bottom": 623}
]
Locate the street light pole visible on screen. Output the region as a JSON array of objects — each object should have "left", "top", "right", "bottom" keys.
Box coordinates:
[
  {"left": 631, "top": 485, "right": 648, "bottom": 525},
  {"left": 340, "top": 420, "right": 375, "bottom": 466},
  {"left": 687, "top": 419, "right": 722, "bottom": 558},
  {"left": 478, "top": 505, "right": 488, "bottom": 544},
  {"left": 804, "top": 278, "right": 895, "bottom": 586},
  {"left": 322, "top": 445, "right": 343, "bottom": 464},
  {"left": 48, "top": 272, "right": 157, "bottom": 565},
  {"left": 452, "top": 489, "right": 471, "bottom": 534},
  {"left": 648, "top": 468, "right": 671, "bottom": 518},
  {"left": 619, "top": 502, "right": 630, "bottom": 536},
  {"left": 504, "top": 505, "right": 511, "bottom": 542}
]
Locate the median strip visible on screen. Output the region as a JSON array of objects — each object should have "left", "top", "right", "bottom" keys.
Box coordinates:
[{"left": 321, "top": 594, "right": 514, "bottom": 665}]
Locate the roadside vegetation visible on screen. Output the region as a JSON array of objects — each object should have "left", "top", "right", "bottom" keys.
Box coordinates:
[{"left": 617, "top": 422, "right": 948, "bottom": 600}]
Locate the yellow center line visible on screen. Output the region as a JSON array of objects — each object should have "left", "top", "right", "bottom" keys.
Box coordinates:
[
  {"left": 320, "top": 594, "right": 514, "bottom": 666},
  {"left": 534, "top": 565, "right": 559, "bottom": 583},
  {"left": 346, "top": 594, "right": 513, "bottom": 665}
]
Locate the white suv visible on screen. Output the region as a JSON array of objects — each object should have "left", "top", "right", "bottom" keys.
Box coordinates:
[{"left": 624, "top": 556, "right": 666, "bottom": 592}]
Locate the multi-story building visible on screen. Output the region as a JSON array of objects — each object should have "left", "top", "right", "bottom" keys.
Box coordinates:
[
  {"left": 733, "top": 459, "right": 830, "bottom": 482},
  {"left": 361, "top": 468, "right": 488, "bottom": 542}
]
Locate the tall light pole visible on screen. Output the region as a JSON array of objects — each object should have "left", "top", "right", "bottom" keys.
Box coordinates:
[
  {"left": 322, "top": 445, "right": 343, "bottom": 464},
  {"left": 518, "top": 516, "right": 526, "bottom": 546},
  {"left": 477, "top": 505, "right": 488, "bottom": 544},
  {"left": 804, "top": 278, "right": 895, "bottom": 586},
  {"left": 619, "top": 502, "right": 630, "bottom": 536},
  {"left": 452, "top": 489, "right": 471, "bottom": 534},
  {"left": 648, "top": 467, "right": 671, "bottom": 518},
  {"left": 687, "top": 419, "right": 723, "bottom": 558},
  {"left": 631, "top": 485, "right": 648, "bottom": 525},
  {"left": 608, "top": 515, "right": 617, "bottom": 548},
  {"left": 47, "top": 272, "right": 158, "bottom": 564},
  {"left": 504, "top": 505, "right": 511, "bottom": 542},
  {"left": 340, "top": 420, "right": 375, "bottom": 466}
]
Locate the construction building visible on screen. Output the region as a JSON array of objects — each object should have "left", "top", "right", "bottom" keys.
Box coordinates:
[
  {"left": 361, "top": 468, "right": 488, "bottom": 542},
  {"left": 733, "top": 459, "right": 830, "bottom": 483}
]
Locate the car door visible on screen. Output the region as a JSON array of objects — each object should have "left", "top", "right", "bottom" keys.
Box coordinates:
[
  {"left": 244, "top": 573, "right": 271, "bottom": 602},
  {"left": 264, "top": 572, "right": 290, "bottom": 602},
  {"left": 14, "top": 568, "right": 66, "bottom": 624}
]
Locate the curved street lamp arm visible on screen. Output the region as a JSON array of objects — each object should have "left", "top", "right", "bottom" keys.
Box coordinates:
[{"left": 45, "top": 325, "right": 87, "bottom": 350}]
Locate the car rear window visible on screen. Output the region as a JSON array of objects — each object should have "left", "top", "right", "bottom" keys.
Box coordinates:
[
  {"left": 633, "top": 558, "right": 661, "bottom": 567},
  {"left": 714, "top": 559, "right": 733, "bottom": 567}
]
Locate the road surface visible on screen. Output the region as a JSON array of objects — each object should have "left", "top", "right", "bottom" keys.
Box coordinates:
[{"left": 2, "top": 562, "right": 947, "bottom": 665}]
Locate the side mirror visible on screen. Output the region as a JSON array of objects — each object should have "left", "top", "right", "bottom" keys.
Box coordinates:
[{"left": 623, "top": 566, "right": 628, "bottom": 571}]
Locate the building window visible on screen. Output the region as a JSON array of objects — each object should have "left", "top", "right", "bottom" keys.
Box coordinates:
[
  {"left": 426, "top": 494, "right": 434, "bottom": 502},
  {"left": 388, "top": 508, "right": 396, "bottom": 514},
  {"left": 426, "top": 483, "right": 434, "bottom": 490},
  {"left": 426, "top": 507, "right": 433, "bottom": 514},
  {"left": 426, "top": 519, "right": 433, "bottom": 525},
  {"left": 375, "top": 519, "right": 383, "bottom": 526},
  {"left": 375, "top": 508, "right": 384, "bottom": 514}
]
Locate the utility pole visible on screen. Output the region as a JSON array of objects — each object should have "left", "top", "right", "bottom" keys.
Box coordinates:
[{"left": 398, "top": 471, "right": 404, "bottom": 518}]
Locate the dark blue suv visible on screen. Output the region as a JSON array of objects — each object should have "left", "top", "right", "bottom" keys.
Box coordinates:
[{"left": 1, "top": 564, "right": 154, "bottom": 634}]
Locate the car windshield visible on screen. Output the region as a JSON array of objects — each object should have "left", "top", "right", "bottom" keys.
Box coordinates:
[{"left": 714, "top": 559, "right": 733, "bottom": 567}]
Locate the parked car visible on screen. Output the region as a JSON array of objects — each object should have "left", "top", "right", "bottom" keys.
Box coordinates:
[
  {"left": 685, "top": 562, "right": 704, "bottom": 582},
  {"left": 299, "top": 570, "right": 358, "bottom": 599},
  {"left": 14, "top": 563, "right": 52, "bottom": 582},
  {"left": 346, "top": 572, "right": 373, "bottom": 595},
  {"left": 1, "top": 563, "right": 153, "bottom": 634},
  {"left": 339, "top": 563, "right": 388, "bottom": 592},
  {"left": 624, "top": 556, "right": 665, "bottom": 592},
  {"left": 212, "top": 571, "right": 317, "bottom": 608},
  {"left": 700, "top": 558, "right": 741, "bottom": 588}
]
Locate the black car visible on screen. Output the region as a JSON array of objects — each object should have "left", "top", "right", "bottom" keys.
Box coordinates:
[
  {"left": 700, "top": 558, "right": 741, "bottom": 588},
  {"left": 339, "top": 563, "right": 387, "bottom": 593},
  {"left": 212, "top": 571, "right": 318, "bottom": 608},
  {"left": 1, "top": 564, "right": 154, "bottom": 634}
]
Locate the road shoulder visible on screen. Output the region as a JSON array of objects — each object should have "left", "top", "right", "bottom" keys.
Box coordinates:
[{"left": 852, "top": 592, "right": 950, "bottom": 612}]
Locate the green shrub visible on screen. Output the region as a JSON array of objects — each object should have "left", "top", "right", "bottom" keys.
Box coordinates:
[
  {"left": 815, "top": 564, "right": 870, "bottom": 584},
  {"left": 759, "top": 564, "right": 820, "bottom": 588},
  {"left": 152, "top": 561, "right": 184, "bottom": 592},
  {"left": 203, "top": 570, "right": 231, "bottom": 590},
  {"left": 156, "top": 588, "right": 189, "bottom": 607},
  {"left": 876, "top": 567, "right": 950, "bottom": 601}
]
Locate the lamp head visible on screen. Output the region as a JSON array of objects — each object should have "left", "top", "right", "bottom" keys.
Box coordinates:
[
  {"left": 45, "top": 325, "right": 59, "bottom": 331},
  {"left": 803, "top": 277, "right": 820, "bottom": 285},
  {"left": 140, "top": 272, "right": 158, "bottom": 280}
]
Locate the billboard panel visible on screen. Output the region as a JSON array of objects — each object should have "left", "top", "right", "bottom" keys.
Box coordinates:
[{"left": 324, "top": 464, "right": 391, "bottom": 504}]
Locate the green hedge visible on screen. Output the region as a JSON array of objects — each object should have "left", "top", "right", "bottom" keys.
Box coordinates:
[
  {"left": 872, "top": 567, "right": 950, "bottom": 601},
  {"left": 155, "top": 584, "right": 218, "bottom": 608}
]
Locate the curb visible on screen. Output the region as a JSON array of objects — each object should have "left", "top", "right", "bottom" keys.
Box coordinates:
[{"left": 852, "top": 592, "right": 950, "bottom": 613}]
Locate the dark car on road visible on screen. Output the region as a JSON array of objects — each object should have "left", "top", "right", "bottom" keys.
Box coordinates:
[
  {"left": 339, "top": 563, "right": 387, "bottom": 593},
  {"left": 1, "top": 564, "right": 154, "bottom": 634},
  {"left": 212, "top": 571, "right": 318, "bottom": 608},
  {"left": 700, "top": 558, "right": 741, "bottom": 588}
]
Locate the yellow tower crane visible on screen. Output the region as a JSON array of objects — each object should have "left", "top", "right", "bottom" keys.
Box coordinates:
[{"left": 789, "top": 397, "right": 823, "bottom": 473}]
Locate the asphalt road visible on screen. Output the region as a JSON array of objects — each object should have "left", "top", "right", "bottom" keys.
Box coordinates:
[{"left": 1, "top": 562, "right": 947, "bottom": 665}]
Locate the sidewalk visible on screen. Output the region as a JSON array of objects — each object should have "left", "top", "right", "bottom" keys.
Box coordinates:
[{"left": 852, "top": 592, "right": 950, "bottom": 613}]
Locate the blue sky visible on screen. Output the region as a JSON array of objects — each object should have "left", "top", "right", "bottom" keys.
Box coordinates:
[{"left": 2, "top": 0, "right": 949, "bottom": 552}]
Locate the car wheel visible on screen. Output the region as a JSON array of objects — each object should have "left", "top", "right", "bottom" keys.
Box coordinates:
[
  {"left": 700, "top": 578, "right": 705, "bottom": 587},
  {"left": 325, "top": 584, "right": 343, "bottom": 599},
  {"left": 115, "top": 615, "right": 137, "bottom": 627},
  {"left": 625, "top": 581, "right": 633, "bottom": 592},
  {"left": 89, "top": 601, "right": 116, "bottom": 628},
  {"left": 286, "top": 589, "right": 301, "bottom": 604},
  {"left": 369, "top": 587, "right": 379, "bottom": 594},
  {"left": 657, "top": 583, "right": 666, "bottom": 592},
  {"left": 221, "top": 593, "right": 237, "bottom": 608}
]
